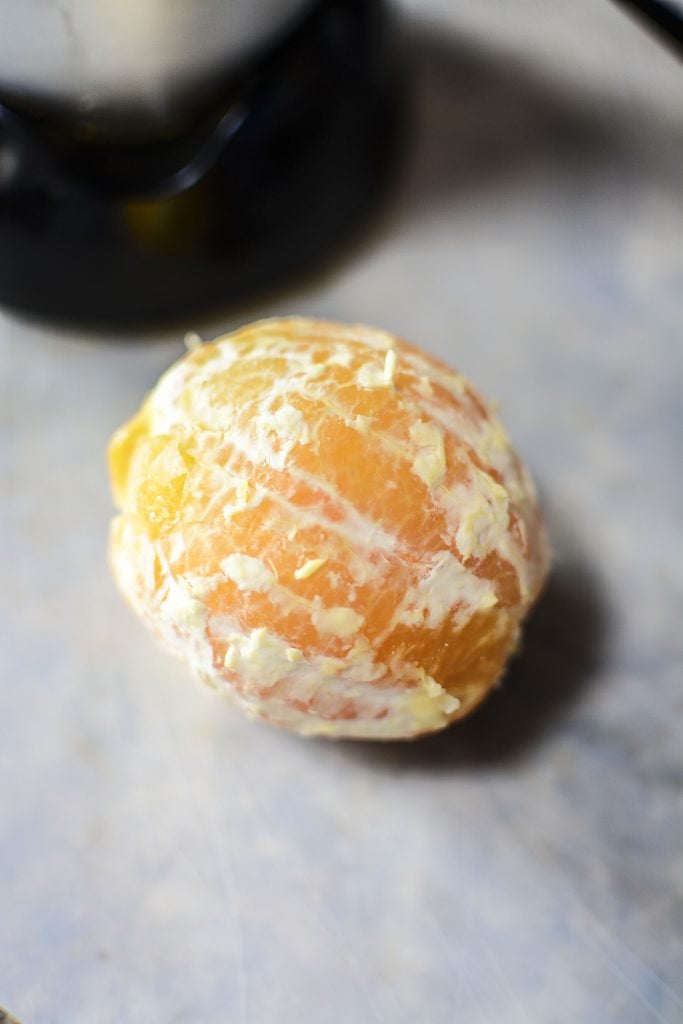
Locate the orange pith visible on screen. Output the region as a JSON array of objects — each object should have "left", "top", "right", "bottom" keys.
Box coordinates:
[{"left": 109, "top": 318, "right": 549, "bottom": 739}]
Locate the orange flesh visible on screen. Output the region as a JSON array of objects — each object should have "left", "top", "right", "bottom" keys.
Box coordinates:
[{"left": 109, "top": 319, "right": 549, "bottom": 738}]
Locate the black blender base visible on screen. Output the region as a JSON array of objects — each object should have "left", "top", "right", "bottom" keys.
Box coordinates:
[{"left": 0, "top": 0, "right": 404, "bottom": 329}]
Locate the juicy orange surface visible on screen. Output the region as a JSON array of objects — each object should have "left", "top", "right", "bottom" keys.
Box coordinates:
[{"left": 109, "top": 318, "right": 548, "bottom": 739}]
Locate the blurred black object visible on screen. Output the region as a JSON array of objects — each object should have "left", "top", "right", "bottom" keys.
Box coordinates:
[
  {"left": 0, "top": 0, "right": 404, "bottom": 328},
  {"left": 612, "top": 0, "right": 683, "bottom": 54}
]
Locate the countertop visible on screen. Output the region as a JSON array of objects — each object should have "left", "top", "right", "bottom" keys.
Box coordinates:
[{"left": 1, "top": 2, "right": 682, "bottom": 1021}]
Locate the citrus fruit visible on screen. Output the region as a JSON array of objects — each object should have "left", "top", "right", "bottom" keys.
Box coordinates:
[{"left": 109, "top": 318, "right": 549, "bottom": 739}]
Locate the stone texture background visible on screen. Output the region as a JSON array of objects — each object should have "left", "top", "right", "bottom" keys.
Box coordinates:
[{"left": 1, "top": 2, "right": 681, "bottom": 1021}]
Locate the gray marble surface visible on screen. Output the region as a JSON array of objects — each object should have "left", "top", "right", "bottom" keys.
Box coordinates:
[{"left": 1, "top": 2, "right": 682, "bottom": 1021}]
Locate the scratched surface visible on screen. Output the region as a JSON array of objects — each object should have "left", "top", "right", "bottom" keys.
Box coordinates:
[{"left": 1, "top": 2, "right": 682, "bottom": 1022}]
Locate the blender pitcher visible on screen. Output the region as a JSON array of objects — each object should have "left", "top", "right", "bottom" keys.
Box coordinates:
[{"left": 0, "top": 0, "right": 403, "bottom": 326}]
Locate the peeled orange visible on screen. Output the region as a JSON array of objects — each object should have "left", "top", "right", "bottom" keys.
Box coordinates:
[{"left": 109, "top": 318, "right": 549, "bottom": 739}]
